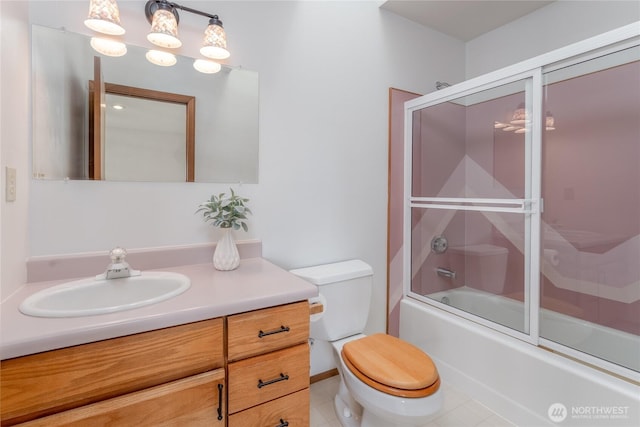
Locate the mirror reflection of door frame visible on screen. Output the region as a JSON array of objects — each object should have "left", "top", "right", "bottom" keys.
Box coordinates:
[
  {"left": 88, "top": 56, "right": 104, "bottom": 180},
  {"left": 88, "top": 76, "right": 196, "bottom": 182}
]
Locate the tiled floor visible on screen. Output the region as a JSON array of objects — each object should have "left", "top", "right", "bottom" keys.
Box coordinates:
[{"left": 310, "top": 375, "right": 515, "bottom": 427}]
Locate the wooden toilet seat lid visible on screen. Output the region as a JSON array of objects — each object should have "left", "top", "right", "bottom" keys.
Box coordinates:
[{"left": 341, "top": 333, "right": 440, "bottom": 398}]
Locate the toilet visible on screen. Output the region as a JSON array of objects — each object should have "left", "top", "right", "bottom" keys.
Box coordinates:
[
  {"left": 449, "top": 244, "right": 508, "bottom": 294},
  {"left": 290, "top": 260, "right": 443, "bottom": 427}
]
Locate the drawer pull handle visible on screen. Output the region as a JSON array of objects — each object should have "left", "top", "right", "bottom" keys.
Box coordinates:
[
  {"left": 258, "top": 373, "right": 289, "bottom": 389},
  {"left": 276, "top": 419, "right": 289, "bottom": 427},
  {"left": 258, "top": 325, "right": 290, "bottom": 338},
  {"left": 217, "top": 383, "right": 224, "bottom": 421}
]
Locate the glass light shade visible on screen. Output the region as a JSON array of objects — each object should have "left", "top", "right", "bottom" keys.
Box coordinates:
[
  {"left": 494, "top": 121, "right": 508, "bottom": 129},
  {"left": 90, "top": 37, "right": 127, "bottom": 57},
  {"left": 84, "top": 0, "right": 125, "bottom": 35},
  {"left": 145, "top": 49, "right": 177, "bottom": 66},
  {"left": 200, "top": 23, "right": 230, "bottom": 59},
  {"left": 514, "top": 127, "right": 528, "bottom": 134},
  {"left": 503, "top": 125, "right": 518, "bottom": 132},
  {"left": 193, "top": 59, "right": 222, "bottom": 74},
  {"left": 147, "top": 9, "right": 182, "bottom": 48}
]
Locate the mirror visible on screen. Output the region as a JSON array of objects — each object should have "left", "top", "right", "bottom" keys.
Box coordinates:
[{"left": 32, "top": 24, "right": 259, "bottom": 183}]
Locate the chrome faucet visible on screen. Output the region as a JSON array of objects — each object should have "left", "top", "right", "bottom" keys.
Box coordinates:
[{"left": 97, "top": 247, "right": 141, "bottom": 280}]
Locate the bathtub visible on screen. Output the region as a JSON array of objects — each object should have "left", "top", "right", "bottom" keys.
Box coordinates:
[
  {"left": 400, "top": 294, "right": 640, "bottom": 426},
  {"left": 427, "top": 287, "right": 640, "bottom": 372}
]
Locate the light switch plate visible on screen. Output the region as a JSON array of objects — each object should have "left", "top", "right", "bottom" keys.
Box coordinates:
[{"left": 6, "top": 167, "right": 16, "bottom": 202}]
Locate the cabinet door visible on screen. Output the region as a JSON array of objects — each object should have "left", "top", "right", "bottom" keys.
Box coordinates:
[
  {"left": 227, "top": 301, "right": 309, "bottom": 361},
  {"left": 16, "top": 370, "right": 226, "bottom": 427},
  {"left": 228, "top": 343, "right": 309, "bottom": 414},
  {"left": 228, "top": 388, "right": 309, "bottom": 427},
  {"left": 1, "top": 318, "right": 224, "bottom": 425}
]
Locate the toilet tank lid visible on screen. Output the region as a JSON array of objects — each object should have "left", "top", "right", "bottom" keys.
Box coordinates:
[{"left": 289, "top": 259, "right": 373, "bottom": 285}]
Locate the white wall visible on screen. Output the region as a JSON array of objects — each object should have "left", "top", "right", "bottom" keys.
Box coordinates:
[
  {"left": 1, "top": 1, "right": 466, "bottom": 341},
  {"left": 1, "top": 1, "right": 30, "bottom": 300},
  {"left": 466, "top": 0, "right": 640, "bottom": 78}
]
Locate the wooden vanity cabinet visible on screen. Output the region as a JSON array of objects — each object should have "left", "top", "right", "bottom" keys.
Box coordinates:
[
  {"left": 1, "top": 301, "right": 311, "bottom": 427},
  {"left": 227, "top": 301, "right": 310, "bottom": 426},
  {"left": 1, "top": 319, "right": 224, "bottom": 426}
]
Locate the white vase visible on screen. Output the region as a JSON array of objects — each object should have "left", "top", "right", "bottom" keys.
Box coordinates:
[{"left": 213, "top": 228, "right": 240, "bottom": 271}]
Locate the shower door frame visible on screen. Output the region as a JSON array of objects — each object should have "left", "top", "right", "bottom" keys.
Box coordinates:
[
  {"left": 403, "top": 69, "right": 543, "bottom": 346},
  {"left": 402, "top": 22, "right": 640, "bottom": 381}
]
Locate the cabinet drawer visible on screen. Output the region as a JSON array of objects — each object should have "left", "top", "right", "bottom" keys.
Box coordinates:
[
  {"left": 1, "top": 318, "right": 224, "bottom": 425},
  {"left": 227, "top": 343, "right": 310, "bottom": 414},
  {"left": 17, "top": 370, "right": 226, "bottom": 427},
  {"left": 227, "top": 301, "right": 309, "bottom": 361},
  {"left": 228, "top": 388, "right": 309, "bottom": 427}
]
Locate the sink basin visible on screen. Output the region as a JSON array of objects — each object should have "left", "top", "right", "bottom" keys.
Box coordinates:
[{"left": 19, "top": 272, "right": 191, "bottom": 318}]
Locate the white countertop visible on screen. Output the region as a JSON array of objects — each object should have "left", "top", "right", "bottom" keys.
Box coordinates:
[{"left": 1, "top": 258, "right": 318, "bottom": 360}]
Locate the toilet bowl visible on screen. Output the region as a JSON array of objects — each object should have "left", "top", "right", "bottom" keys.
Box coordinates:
[
  {"left": 335, "top": 334, "right": 443, "bottom": 427},
  {"left": 290, "top": 260, "right": 443, "bottom": 427}
]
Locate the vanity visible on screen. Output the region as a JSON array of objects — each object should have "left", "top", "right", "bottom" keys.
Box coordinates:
[{"left": 0, "top": 247, "right": 317, "bottom": 426}]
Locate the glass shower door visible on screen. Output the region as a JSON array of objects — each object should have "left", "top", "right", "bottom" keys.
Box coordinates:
[
  {"left": 407, "top": 74, "right": 541, "bottom": 339},
  {"left": 540, "top": 45, "right": 640, "bottom": 373}
]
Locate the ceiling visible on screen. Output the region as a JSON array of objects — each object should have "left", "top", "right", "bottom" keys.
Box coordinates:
[{"left": 380, "top": 1, "right": 554, "bottom": 41}]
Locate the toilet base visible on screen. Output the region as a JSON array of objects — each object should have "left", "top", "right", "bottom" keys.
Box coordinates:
[
  {"left": 334, "top": 393, "right": 361, "bottom": 427},
  {"left": 335, "top": 394, "right": 435, "bottom": 427}
]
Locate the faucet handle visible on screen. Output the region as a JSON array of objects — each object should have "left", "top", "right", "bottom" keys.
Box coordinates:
[{"left": 109, "top": 247, "right": 127, "bottom": 263}]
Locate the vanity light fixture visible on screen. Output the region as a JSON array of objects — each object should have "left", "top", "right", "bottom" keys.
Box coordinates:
[
  {"left": 144, "top": 0, "right": 230, "bottom": 66},
  {"left": 85, "top": 0, "right": 127, "bottom": 57},
  {"left": 84, "top": 0, "right": 230, "bottom": 71},
  {"left": 84, "top": 0, "right": 125, "bottom": 35},
  {"left": 146, "top": 0, "right": 182, "bottom": 48},
  {"left": 200, "top": 16, "right": 230, "bottom": 60}
]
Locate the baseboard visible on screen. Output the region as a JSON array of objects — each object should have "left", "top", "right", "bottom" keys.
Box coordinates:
[{"left": 311, "top": 368, "right": 338, "bottom": 384}]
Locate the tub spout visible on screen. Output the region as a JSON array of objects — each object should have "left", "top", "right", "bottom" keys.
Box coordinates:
[{"left": 436, "top": 267, "right": 456, "bottom": 279}]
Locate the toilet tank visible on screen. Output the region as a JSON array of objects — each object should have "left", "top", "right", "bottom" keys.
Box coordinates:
[{"left": 290, "top": 260, "right": 373, "bottom": 341}]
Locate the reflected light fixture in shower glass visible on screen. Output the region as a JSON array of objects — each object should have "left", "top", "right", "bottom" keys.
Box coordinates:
[{"left": 510, "top": 103, "right": 530, "bottom": 125}]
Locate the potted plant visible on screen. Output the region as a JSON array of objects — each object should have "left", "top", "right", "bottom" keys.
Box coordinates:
[{"left": 197, "top": 188, "right": 252, "bottom": 270}]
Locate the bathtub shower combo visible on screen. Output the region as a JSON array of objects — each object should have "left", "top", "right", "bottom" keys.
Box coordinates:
[{"left": 400, "top": 24, "right": 639, "bottom": 426}]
